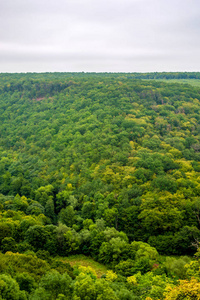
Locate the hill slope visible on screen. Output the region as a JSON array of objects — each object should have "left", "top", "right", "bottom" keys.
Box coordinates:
[{"left": 1, "top": 73, "right": 200, "bottom": 255}]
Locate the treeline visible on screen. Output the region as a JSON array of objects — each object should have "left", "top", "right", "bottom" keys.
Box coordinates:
[
  {"left": 1, "top": 71, "right": 200, "bottom": 84},
  {"left": 128, "top": 72, "right": 200, "bottom": 80}
]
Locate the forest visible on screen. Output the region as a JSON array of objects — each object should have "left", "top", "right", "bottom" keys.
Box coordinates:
[{"left": 1, "top": 72, "right": 200, "bottom": 299}]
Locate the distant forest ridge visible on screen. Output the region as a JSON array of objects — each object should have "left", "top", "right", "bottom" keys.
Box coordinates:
[
  {"left": 0, "top": 72, "right": 200, "bottom": 95},
  {"left": 0, "top": 71, "right": 200, "bottom": 81}
]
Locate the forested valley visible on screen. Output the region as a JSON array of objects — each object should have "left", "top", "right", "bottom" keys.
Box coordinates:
[{"left": 1, "top": 72, "right": 200, "bottom": 299}]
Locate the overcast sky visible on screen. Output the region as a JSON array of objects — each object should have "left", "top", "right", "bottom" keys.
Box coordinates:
[{"left": 0, "top": 0, "right": 200, "bottom": 73}]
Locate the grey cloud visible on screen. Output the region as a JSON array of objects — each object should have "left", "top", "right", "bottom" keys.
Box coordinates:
[{"left": 0, "top": 0, "right": 200, "bottom": 72}]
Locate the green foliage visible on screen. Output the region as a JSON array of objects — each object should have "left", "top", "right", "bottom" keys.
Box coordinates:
[
  {"left": 163, "top": 256, "right": 191, "bottom": 279},
  {"left": 32, "top": 270, "right": 73, "bottom": 300},
  {"left": 25, "top": 225, "right": 49, "bottom": 250},
  {"left": 0, "top": 274, "right": 26, "bottom": 300},
  {"left": 0, "top": 252, "right": 50, "bottom": 281},
  {"left": 1, "top": 72, "right": 200, "bottom": 299},
  {"left": 73, "top": 273, "right": 119, "bottom": 300},
  {"left": 59, "top": 206, "right": 76, "bottom": 227},
  {"left": 15, "top": 272, "right": 36, "bottom": 293},
  {"left": 1, "top": 237, "right": 17, "bottom": 253},
  {"left": 98, "top": 237, "right": 129, "bottom": 265},
  {"left": 114, "top": 241, "right": 159, "bottom": 276}
]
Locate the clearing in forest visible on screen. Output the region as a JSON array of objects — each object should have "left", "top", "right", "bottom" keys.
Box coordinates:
[{"left": 63, "top": 255, "right": 107, "bottom": 278}]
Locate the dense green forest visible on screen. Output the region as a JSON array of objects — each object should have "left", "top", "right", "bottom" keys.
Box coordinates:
[{"left": 1, "top": 72, "right": 200, "bottom": 299}]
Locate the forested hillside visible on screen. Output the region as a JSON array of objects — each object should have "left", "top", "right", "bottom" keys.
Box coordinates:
[{"left": 1, "top": 73, "right": 200, "bottom": 299}]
